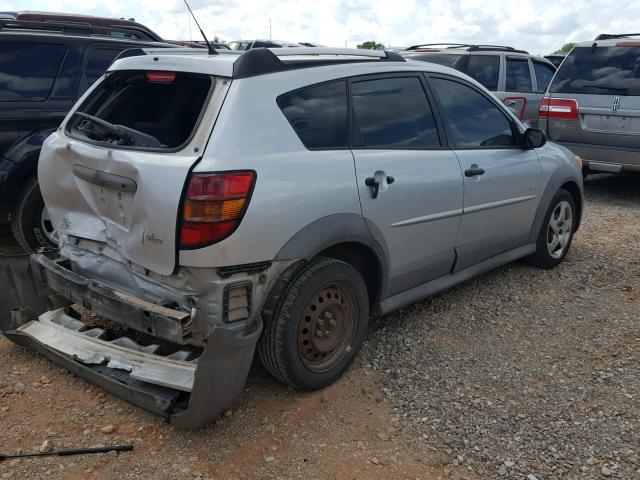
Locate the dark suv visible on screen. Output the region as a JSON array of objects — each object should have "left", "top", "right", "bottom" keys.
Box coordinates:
[{"left": 0, "top": 17, "right": 171, "bottom": 251}]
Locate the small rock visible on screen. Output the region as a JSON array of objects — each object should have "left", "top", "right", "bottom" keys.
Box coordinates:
[
  {"left": 527, "top": 475, "right": 539, "bottom": 480},
  {"left": 264, "top": 456, "right": 275, "bottom": 462},
  {"left": 39, "top": 439, "right": 53, "bottom": 453},
  {"left": 498, "top": 464, "right": 507, "bottom": 476},
  {"left": 370, "top": 457, "right": 380, "bottom": 465},
  {"left": 504, "top": 461, "right": 515, "bottom": 468},
  {"left": 587, "top": 456, "right": 599, "bottom": 466},
  {"left": 101, "top": 425, "right": 116, "bottom": 434},
  {"left": 601, "top": 465, "right": 612, "bottom": 476}
]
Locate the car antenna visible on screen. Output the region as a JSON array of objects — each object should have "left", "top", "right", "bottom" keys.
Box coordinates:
[{"left": 183, "top": 0, "right": 217, "bottom": 55}]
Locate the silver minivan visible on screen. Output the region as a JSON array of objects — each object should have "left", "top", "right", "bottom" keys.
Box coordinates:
[
  {"left": 540, "top": 35, "right": 640, "bottom": 175},
  {"left": 401, "top": 44, "right": 557, "bottom": 126}
]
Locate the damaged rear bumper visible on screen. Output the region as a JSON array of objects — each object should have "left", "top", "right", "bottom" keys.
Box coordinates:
[{"left": 0, "top": 254, "right": 262, "bottom": 428}]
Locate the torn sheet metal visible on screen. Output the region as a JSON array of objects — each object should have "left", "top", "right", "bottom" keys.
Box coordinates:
[{"left": 18, "top": 309, "right": 196, "bottom": 392}]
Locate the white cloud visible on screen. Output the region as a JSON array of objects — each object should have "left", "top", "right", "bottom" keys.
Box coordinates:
[{"left": 2, "top": 0, "right": 640, "bottom": 54}]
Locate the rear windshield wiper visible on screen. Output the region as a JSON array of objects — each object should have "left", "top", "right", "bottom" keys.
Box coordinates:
[
  {"left": 582, "top": 84, "right": 629, "bottom": 95},
  {"left": 73, "top": 112, "right": 166, "bottom": 148},
  {"left": 74, "top": 112, "right": 134, "bottom": 145}
]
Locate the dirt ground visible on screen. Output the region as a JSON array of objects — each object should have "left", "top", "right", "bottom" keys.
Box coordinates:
[{"left": 0, "top": 174, "right": 638, "bottom": 479}]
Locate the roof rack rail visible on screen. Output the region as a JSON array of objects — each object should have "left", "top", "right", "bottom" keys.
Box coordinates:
[
  {"left": 405, "top": 43, "right": 469, "bottom": 50},
  {"left": 595, "top": 33, "right": 640, "bottom": 40},
  {"left": 405, "top": 43, "right": 528, "bottom": 54},
  {"left": 467, "top": 44, "right": 528, "bottom": 54},
  {"left": 0, "top": 18, "right": 158, "bottom": 41},
  {"left": 233, "top": 47, "right": 406, "bottom": 78}
]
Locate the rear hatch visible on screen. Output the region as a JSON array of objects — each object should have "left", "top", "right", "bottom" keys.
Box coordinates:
[
  {"left": 543, "top": 42, "right": 640, "bottom": 148},
  {"left": 39, "top": 69, "right": 227, "bottom": 275}
]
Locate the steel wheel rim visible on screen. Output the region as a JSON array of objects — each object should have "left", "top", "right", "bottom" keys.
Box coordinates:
[
  {"left": 40, "top": 207, "right": 58, "bottom": 245},
  {"left": 547, "top": 200, "right": 573, "bottom": 259},
  {"left": 297, "top": 282, "right": 358, "bottom": 373}
]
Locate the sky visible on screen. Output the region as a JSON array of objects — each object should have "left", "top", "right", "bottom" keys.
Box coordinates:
[{"left": 2, "top": 0, "right": 640, "bottom": 55}]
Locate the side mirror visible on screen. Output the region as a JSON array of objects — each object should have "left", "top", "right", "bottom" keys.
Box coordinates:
[{"left": 522, "top": 128, "right": 546, "bottom": 149}]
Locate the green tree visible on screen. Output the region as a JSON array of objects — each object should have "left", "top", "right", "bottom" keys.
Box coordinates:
[
  {"left": 357, "top": 41, "right": 385, "bottom": 50},
  {"left": 556, "top": 42, "right": 575, "bottom": 53}
]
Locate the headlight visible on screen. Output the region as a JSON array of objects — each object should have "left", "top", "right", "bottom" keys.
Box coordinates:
[{"left": 574, "top": 155, "right": 583, "bottom": 168}]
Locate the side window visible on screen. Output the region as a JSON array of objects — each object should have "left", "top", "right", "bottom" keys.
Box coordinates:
[
  {"left": 351, "top": 77, "right": 440, "bottom": 148},
  {"left": 79, "top": 48, "right": 123, "bottom": 96},
  {"left": 277, "top": 80, "right": 348, "bottom": 149},
  {"left": 533, "top": 61, "right": 555, "bottom": 93},
  {"left": 0, "top": 42, "right": 67, "bottom": 102},
  {"left": 505, "top": 58, "right": 533, "bottom": 93},
  {"left": 465, "top": 55, "right": 500, "bottom": 91},
  {"left": 430, "top": 77, "right": 516, "bottom": 148}
]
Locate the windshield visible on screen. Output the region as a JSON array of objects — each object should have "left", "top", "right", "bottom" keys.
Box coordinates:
[
  {"left": 66, "top": 70, "right": 212, "bottom": 150},
  {"left": 228, "top": 41, "right": 251, "bottom": 51},
  {"left": 549, "top": 45, "right": 640, "bottom": 96}
]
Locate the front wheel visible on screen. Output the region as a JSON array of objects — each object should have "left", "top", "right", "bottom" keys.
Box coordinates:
[
  {"left": 526, "top": 189, "right": 576, "bottom": 269},
  {"left": 258, "top": 257, "right": 369, "bottom": 390}
]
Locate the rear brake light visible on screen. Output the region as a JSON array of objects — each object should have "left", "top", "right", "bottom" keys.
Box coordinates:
[
  {"left": 179, "top": 171, "right": 256, "bottom": 249},
  {"left": 539, "top": 97, "right": 579, "bottom": 120},
  {"left": 146, "top": 71, "right": 176, "bottom": 83},
  {"left": 615, "top": 41, "right": 640, "bottom": 47}
]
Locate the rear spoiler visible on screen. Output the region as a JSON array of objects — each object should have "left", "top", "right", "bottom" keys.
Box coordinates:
[{"left": 113, "top": 47, "right": 406, "bottom": 80}]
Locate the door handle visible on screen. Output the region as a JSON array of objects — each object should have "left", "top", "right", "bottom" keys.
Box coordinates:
[
  {"left": 464, "top": 166, "right": 485, "bottom": 177},
  {"left": 365, "top": 177, "right": 380, "bottom": 199},
  {"left": 365, "top": 174, "right": 394, "bottom": 199}
]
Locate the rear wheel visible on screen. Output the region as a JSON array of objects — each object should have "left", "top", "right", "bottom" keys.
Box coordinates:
[
  {"left": 10, "top": 176, "right": 57, "bottom": 252},
  {"left": 258, "top": 257, "right": 369, "bottom": 390},
  {"left": 526, "top": 189, "right": 575, "bottom": 269}
]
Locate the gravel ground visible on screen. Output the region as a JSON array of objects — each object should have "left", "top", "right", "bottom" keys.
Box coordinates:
[{"left": 0, "top": 173, "right": 638, "bottom": 479}]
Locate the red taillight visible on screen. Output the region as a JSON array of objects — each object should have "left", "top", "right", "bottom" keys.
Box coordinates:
[
  {"left": 146, "top": 71, "right": 176, "bottom": 83},
  {"left": 539, "top": 97, "right": 579, "bottom": 120},
  {"left": 179, "top": 171, "right": 255, "bottom": 249},
  {"left": 615, "top": 41, "right": 640, "bottom": 47}
]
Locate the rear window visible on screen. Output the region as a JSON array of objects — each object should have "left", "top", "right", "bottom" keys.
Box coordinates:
[
  {"left": 550, "top": 46, "right": 640, "bottom": 96},
  {"left": 533, "top": 61, "right": 556, "bottom": 93},
  {"left": 0, "top": 42, "right": 67, "bottom": 102},
  {"left": 277, "top": 80, "right": 348, "bottom": 149},
  {"left": 403, "top": 53, "right": 466, "bottom": 69},
  {"left": 505, "top": 58, "right": 532, "bottom": 93},
  {"left": 79, "top": 48, "right": 124, "bottom": 96},
  {"left": 464, "top": 55, "right": 500, "bottom": 90},
  {"left": 67, "top": 71, "right": 212, "bottom": 150}
]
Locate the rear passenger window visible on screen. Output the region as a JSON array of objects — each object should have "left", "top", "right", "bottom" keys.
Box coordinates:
[
  {"left": 79, "top": 48, "right": 123, "bottom": 96},
  {"left": 505, "top": 58, "right": 532, "bottom": 93},
  {"left": 465, "top": 55, "right": 500, "bottom": 90},
  {"left": 0, "top": 42, "right": 67, "bottom": 101},
  {"left": 431, "top": 78, "right": 516, "bottom": 148},
  {"left": 278, "top": 81, "right": 348, "bottom": 149},
  {"left": 533, "top": 61, "right": 555, "bottom": 93},
  {"left": 351, "top": 77, "right": 440, "bottom": 148}
]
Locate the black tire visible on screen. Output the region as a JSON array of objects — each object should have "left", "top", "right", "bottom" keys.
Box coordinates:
[
  {"left": 258, "top": 257, "right": 369, "bottom": 390},
  {"left": 526, "top": 188, "right": 576, "bottom": 269},
  {"left": 10, "top": 176, "right": 57, "bottom": 253}
]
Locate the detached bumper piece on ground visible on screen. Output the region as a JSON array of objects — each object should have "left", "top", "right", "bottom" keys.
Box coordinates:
[{"left": 0, "top": 254, "right": 262, "bottom": 428}]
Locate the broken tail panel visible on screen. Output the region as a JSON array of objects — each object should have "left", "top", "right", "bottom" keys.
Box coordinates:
[{"left": 0, "top": 253, "right": 261, "bottom": 428}]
